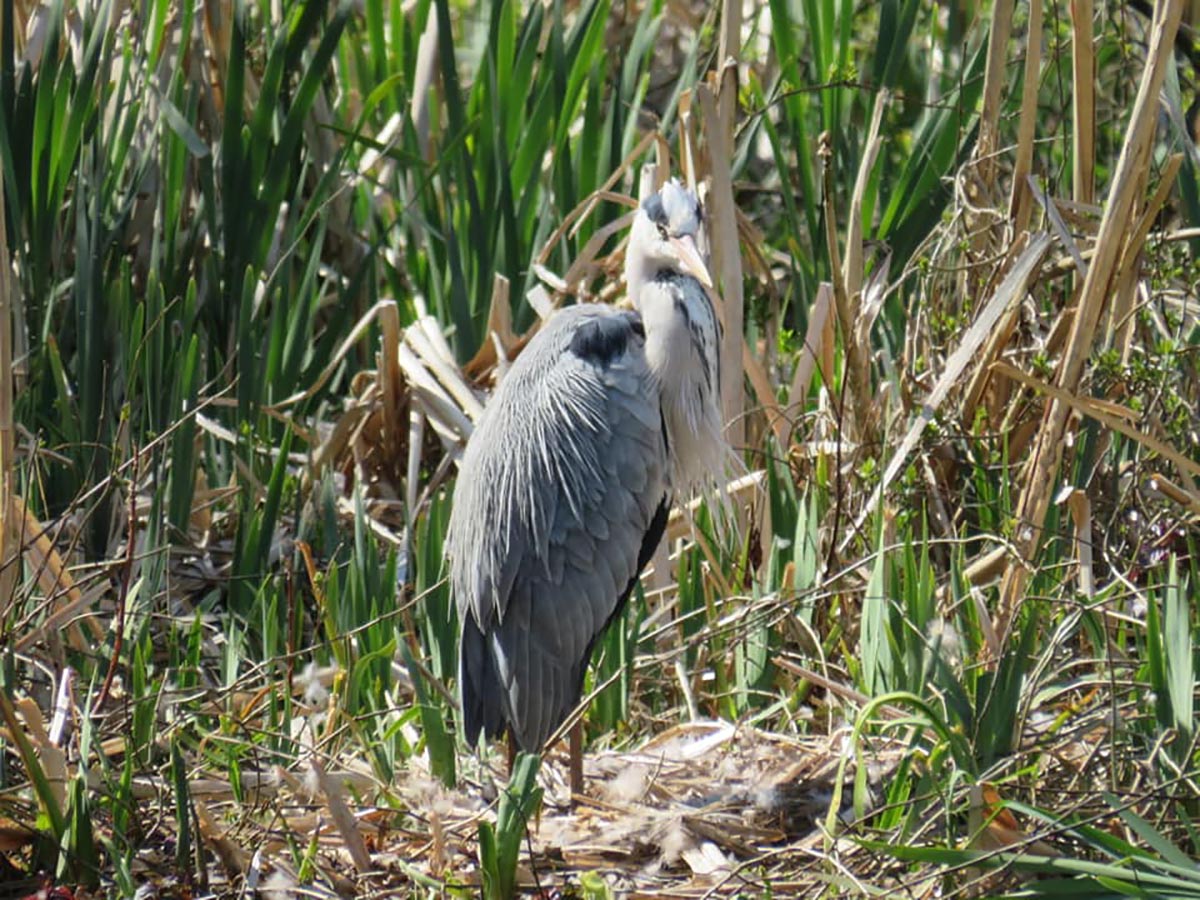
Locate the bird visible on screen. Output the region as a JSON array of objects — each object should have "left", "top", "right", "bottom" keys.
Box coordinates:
[{"left": 446, "top": 178, "right": 727, "bottom": 794}]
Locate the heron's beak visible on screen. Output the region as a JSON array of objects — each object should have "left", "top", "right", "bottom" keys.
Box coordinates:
[{"left": 669, "top": 234, "right": 713, "bottom": 288}]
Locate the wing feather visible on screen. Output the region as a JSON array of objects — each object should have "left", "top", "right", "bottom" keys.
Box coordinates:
[{"left": 448, "top": 304, "right": 669, "bottom": 751}]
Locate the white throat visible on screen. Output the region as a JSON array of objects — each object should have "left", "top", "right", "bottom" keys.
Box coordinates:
[
  {"left": 634, "top": 273, "right": 726, "bottom": 496},
  {"left": 624, "top": 183, "right": 729, "bottom": 496}
]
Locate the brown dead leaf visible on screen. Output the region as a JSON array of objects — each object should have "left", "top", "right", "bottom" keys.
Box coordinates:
[{"left": 969, "top": 784, "right": 1059, "bottom": 857}]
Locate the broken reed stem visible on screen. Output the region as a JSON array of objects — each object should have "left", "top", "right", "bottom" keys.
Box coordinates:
[
  {"left": 787, "top": 283, "right": 834, "bottom": 432},
  {"left": 975, "top": 0, "right": 1016, "bottom": 192},
  {"left": 818, "top": 134, "right": 849, "bottom": 370},
  {"left": 718, "top": 0, "right": 741, "bottom": 77},
  {"left": 1071, "top": 0, "right": 1096, "bottom": 206},
  {"left": 1009, "top": 0, "right": 1043, "bottom": 233},
  {"left": 1105, "top": 153, "right": 1183, "bottom": 357},
  {"left": 410, "top": 9, "right": 438, "bottom": 162},
  {"left": 960, "top": 230, "right": 1034, "bottom": 426},
  {"left": 716, "top": 0, "right": 741, "bottom": 175},
  {"left": 678, "top": 94, "right": 699, "bottom": 190},
  {"left": 844, "top": 89, "right": 888, "bottom": 305},
  {"left": 818, "top": 132, "right": 872, "bottom": 447},
  {"left": 995, "top": 0, "right": 1184, "bottom": 643},
  {"left": 743, "top": 336, "right": 788, "bottom": 447},
  {"left": 697, "top": 79, "right": 745, "bottom": 452},
  {"left": 379, "top": 300, "right": 404, "bottom": 467}
]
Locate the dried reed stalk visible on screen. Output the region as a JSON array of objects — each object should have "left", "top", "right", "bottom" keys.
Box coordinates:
[
  {"left": 1149, "top": 472, "right": 1200, "bottom": 519},
  {"left": 842, "top": 235, "right": 1051, "bottom": 553},
  {"left": 717, "top": 0, "right": 742, "bottom": 118},
  {"left": 464, "top": 275, "right": 515, "bottom": 378},
  {"left": 697, "top": 79, "right": 745, "bottom": 452},
  {"left": 844, "top": 90, "right": 888, "bottom": 305},
  {"left": 742, "top": 337, "right": 787, "bottom": 446},
  {"left": 1105, "top": 153, "right": 1183, "bottom": 357},
  {"left": 787, "top": 283, "right": 834, "bottom": 428},
  {"left": 1071, "top": 0, "right": 1096, "bottom": 205},
  {"left": 818, "top": 134, "right": 873, "bottom": 445},
  {"left": 1065, "top": 489, "right": 1094, "bottom": 599},
  {"left": 975, "top": 0, "right": 1017, "bottom": 192},
  {"left": 992, "top": 361, "right": 1200, "bottom": 483},
  {"left": 378, "top": 301, "right": 404, "bottom": 466},
  {"left": 995, "top": 0, "right": 1184, "bottom": 642},
  {"left": 309, "top": 756, "right": 373, "bottom": 872},
  {"left": 1010, "top": 0, "right": 1044, "bottom": 233},
  {"left": 700, "top": 0, "right": 744, "bottom": 450},
  {"left": 410, "top": 9, "right": 438, "bottom": 162}
]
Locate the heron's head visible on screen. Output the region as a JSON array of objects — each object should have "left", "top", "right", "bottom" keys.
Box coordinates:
[
  {"left": 624, "top": 179, "right": 727, "bottom": 493},
  {"left": 625, "top": 179, "right": 712, "bottom": 295}
]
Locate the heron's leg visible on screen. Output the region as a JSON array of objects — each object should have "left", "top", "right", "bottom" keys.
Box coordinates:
[{"left": 569, "top": 720, "right": 584, "bottom": 796}]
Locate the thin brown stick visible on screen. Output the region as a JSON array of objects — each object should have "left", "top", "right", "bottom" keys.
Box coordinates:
[{"left": 569, "top": 720, "right": 583, "bottom": 798}]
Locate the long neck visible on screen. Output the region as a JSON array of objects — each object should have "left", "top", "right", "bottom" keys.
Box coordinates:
[
  {"left": 637, "top": 274, "right": 725, "bottom": 494},
  {"left": 624, "top": 219, "right": 656, "bottom": 307}
]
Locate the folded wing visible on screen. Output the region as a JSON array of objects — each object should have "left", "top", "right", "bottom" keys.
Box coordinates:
[{"left": 449, "top": 304, "right": 670, "bottom": 751}]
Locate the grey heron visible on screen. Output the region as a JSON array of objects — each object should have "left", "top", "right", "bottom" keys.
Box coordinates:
[{"left": 447, "top": 179, "right": 726, "bottom": 793}]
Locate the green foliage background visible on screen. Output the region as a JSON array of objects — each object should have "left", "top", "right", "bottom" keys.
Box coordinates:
[{"left": 0, "top": 0, "right": 1198, "bottom": 895}]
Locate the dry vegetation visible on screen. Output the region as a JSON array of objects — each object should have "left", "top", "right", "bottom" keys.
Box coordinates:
[{"left": 1, "top": 0, "right": 1199, "bottom": 897}]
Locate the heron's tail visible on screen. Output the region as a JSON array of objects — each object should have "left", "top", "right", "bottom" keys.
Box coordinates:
[{"left": 459, "top": 617, "right": 508, "bottom": 746}]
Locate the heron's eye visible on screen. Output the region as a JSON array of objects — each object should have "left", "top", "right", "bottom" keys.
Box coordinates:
[{"left": 656, "top": 223, "right": 668, "bottom": 239}]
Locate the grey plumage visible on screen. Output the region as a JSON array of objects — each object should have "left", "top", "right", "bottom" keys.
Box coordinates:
[{"left": 448, "top": 179, "right": 725, "bottom": 754}]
